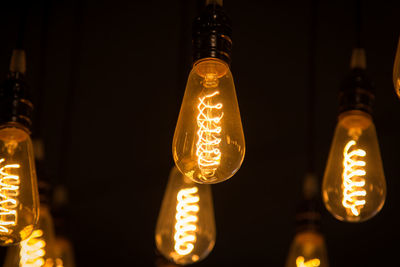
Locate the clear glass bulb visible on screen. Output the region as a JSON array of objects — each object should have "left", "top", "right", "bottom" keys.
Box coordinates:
[
  {"left": 0, "top": 125, "right": 39, "bottom": 245},
  {"left": 285, "top": 230, "right": 329, "bottom": 267},
  {"left": 393, "top": 36, "right": 400, "bottom": 98},
  {"left": 53, "top": 236, "right": 76, "bottom": 267},
  {"left": 322, "top": 110, "right": 386, "bottom": 222},
  {"left": 3, "top": 204, "right": 56, "bottom": 267},
  {"left": 172, "top": 58, "right": 245, "bottom": 184},
  {"left": 155, "top": 167, "right": 216, "bottom": 265}
]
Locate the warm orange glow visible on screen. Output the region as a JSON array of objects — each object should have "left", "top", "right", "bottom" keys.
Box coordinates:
[
  {"left": 55, "top": 258, "right": 64, "bottom": 267},
  {"left": 196, "top": 77, "right": 223, "bottom": 179},
  {"left": 19, "top": 229, "right": 46, "bottom": 267},
  {"left": 174, "top": 187, "right": 200, "bottom": 256},
  {"left": 0, "top": 158, "right": 20, "bottom": 233},
  {"left": 342, "top": 140, "right": 366, "bottom": 216},
  {"left": 296, "top": 256, "right": 320, "bottom": 267}
]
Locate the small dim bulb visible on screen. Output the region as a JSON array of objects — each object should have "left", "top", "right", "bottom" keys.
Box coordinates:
[
  {"left": 4, "top": 205, "right": 56, "bottom": 267},
  {"left": 285, "top": 231, "right": 329, "bottom": 267},
  {"left": 155, "top": 167, "right": 216, "bottom": 265},
  {"left": 0, "top": 126, "right": 39, "bottom": 245},
  {"left": 322, "top": 110, "right": 386, "bottom": 222},
  {"left": 393, "top": 36, "right": 400, "bottom": 98},
  {"left": 53, "top": 236, "right": 76, "bottom": 267},
  {"left": 172, "top": 58, "right": 245, "bottom": 184}
]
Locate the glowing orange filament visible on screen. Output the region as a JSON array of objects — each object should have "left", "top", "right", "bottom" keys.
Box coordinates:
[
  {"left": 296, "top": 256, "right": 320, "bottom": 267},
  {"left": 342, "top": 140, "right": 367, "bottom": 216},
  {"left": 0, "top": 158, "right": 20, "bottom": 233},
  {"left": 196, "top": 89, "right": 223, "bottom": 178},
  {"left": 20, "top": 229, "right": 46, "bottom": 267},
  {"left": 174, "top": 187, "right": 200, "bottom": 256}
]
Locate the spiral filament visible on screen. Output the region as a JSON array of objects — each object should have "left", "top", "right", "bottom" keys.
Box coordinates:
[
  {"left": 0, "top": 158, "right": 20, "bottom": 234},
  {"left": 196, "top": 76, "right": 224, "bottom": 179},
  {"left": 296, "top": 256, "right": 320, "bottom": 267},
  {"left": 342, "top": 140, "right": 367, "bottom": 216},
  {"left": 20, "top": 229, "right": 46, "bottom": 267},
  {"left": 174, "top": 187, "right": 200, "bottom": 257}
]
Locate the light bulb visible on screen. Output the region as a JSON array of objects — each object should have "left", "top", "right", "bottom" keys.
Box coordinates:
[
  {"left": 285, "top": 231, "right": 329, "bottom": 267},
  {"left": 4, "top": 204, "right": 56, "bottom": 267},
  {"left": 53, "top": 237, "right": 76, "bottom": 267},
  {"left": 172, "top": 58, "right": 245, "bottom": 184},
  {"left": 322, "top": 110, "right": 386, "bottom": 222},
  {"left": 0, "top": 49, "right": 39, "bottom": 245},
  {"left": 0, "top": 126, "right": 39, "bottom": 245},
  {"left": 393, "top": 36, "right": 400, "bottom": 98},
  {"left": 155, "top": 167, "right": 216, "bottom": 265}
]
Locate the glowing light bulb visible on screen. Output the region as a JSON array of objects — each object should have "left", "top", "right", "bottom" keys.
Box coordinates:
[
  {"left": 3, "top": 205, "right": 56, "bottom": 267},
  {"left": 322, "top": 110, "right": 386, "bottom": 222},
  {"left": 0, "top": 50, "right": 39, "bottom": 245},
  {"left": 173, "top": 58, "right": 245, "bottom": 184},
  {"left": 155, "top": 167, "right": 215, "bottom": 265},
  {"left": 393, "top": 36, "right": 400, "bottom": 98},
  {"left": 53, "top": 237, "right": 76, "bottom": 267},
  {"left": 0, "top": 127, "right": 39, "bottom": 245},
  {"left": 285, "top": 231, "right": 329, "bottom": 267}
]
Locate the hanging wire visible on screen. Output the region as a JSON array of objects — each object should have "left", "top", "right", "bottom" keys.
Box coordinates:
[
  {"left": 355, "top": 0, "right": 363, "bottom": 48},
  {"left": 59, "top": 0, "right": 86, "bottom": 185},
  {"left": 15, "top": 2, "right": 31, "bottom": 50},
  {"left": 306, "top": 0, "right": 318, "bottom": 174},
  {"left": 34, "top": 0, "right": 51, "bottom": 138}
]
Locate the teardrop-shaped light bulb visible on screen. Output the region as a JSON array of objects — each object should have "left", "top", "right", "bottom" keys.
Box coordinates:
[
  {"left": 393, "top": 36, "right": 400, "bottom": 98},
  {"left": 322, "top": 110, "right": 386, "bottom": 222},
  {"left": 0, "top": 126, "right": 39, "bottom": 245},
  {"left": 155, "top": 167, "right": 216, "bottom": 265},
  {"left": 285, "top": 230, "right": 329, "bottom": 267},
  {"left": 4, "top": 204, "right": 56, "bottom": 266},
  {"left": 0, "top": 50, "right": 39, "bottom": 245},
  {"left": 54, "top": 236, "right": 76, "bottom": 267},
  {"left": 173, "top": 58, "right": 245, "bottom": 184}
]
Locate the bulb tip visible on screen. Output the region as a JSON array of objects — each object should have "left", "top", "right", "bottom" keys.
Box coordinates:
[
  {"left": 350, "top": 48, "right": 367, "bottom": 70},
  {"left": 9, "top": 49, "right": 26, "bottom": 74}
]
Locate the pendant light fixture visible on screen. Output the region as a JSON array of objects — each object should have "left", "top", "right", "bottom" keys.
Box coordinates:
[
  {"left": 286, "top": 2, "right": 329, "bottom": 265},
  {"left": 172, "top": 0, "right": 245, "bottom": 184},
  {"left": 322, "top": 1, "right": 386, "bottom": 222}
]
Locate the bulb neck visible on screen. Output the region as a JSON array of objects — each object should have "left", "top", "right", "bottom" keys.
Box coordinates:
[
  {"left": 0, "top": 52, "right": 33, "bottom": 132},
  {"left": 295, "top": 208, "right": 321, "bottom": 234},
  {"left": 192, "top": 3, "right": 232, "bottom": 65},
  {"left": 296, "top": 173, "right": 322, "bottom": 233},
  {"left": 339, "top": 49, "right": 374, "bottom": 115},
  {"left": 339, "top": 67, "right": 374, "bottom": 116}
]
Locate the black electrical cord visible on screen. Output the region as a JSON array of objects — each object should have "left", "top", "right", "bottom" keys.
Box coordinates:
[
  {"left": 355, "top": 0, "right": 363, "bottom": 48},
  {"left": 306, "top": 0, "right": 318, "bottom": 175},
  {"left": 34, "top": 0, "right": 51, "bottom": 139},
  {"left": 59, "top": 0, "right": 86, "bottom": 185},
  {"left": 15, "top": 2, "right": 31, "bottom": 50}
]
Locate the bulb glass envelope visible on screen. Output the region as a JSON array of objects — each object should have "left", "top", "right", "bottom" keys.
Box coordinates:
[
  {"left": 285, "top": 230, "right": 329, "bottom": 267},
  {"left": 155, "top": 167, "right": 215, "bottom": 265},
  {"left": 173, "top": 58, "right": 245, "bottom": 184},
  {"left": 4, "top": 205, "right": 56, "bottom": 267},
  {"left": 0, "top": 126, "right": 39, "bottom": 245},
  {"left": 322, "top": 110, "right": 386, "bottom": 222},
  {"left": 393, "top": 37, "right": 400, "bottom": 98}
]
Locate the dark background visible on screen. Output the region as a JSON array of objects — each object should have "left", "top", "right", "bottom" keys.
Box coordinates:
[{"left": 0, "top": 0, "right": 399, "bottom": 266}]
